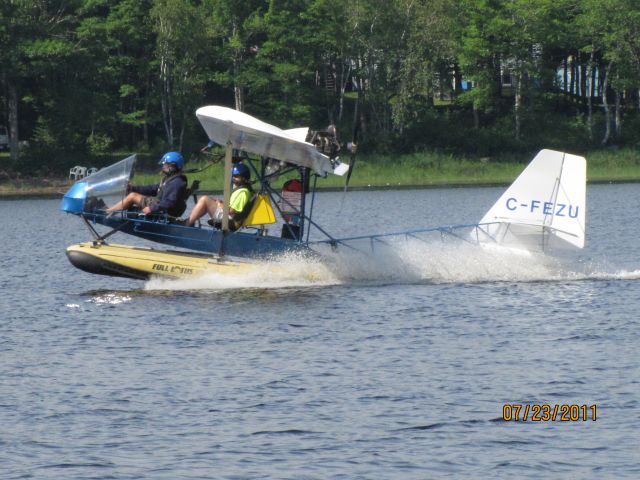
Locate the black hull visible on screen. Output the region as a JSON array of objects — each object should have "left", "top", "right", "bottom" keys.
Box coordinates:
[{"left": 67, "top": 248, "right": 149, "bottom": 280}]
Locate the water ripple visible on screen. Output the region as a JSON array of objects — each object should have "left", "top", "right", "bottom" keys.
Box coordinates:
[{"left": 2, "top": 191, "right": 640, "bottom": 479}]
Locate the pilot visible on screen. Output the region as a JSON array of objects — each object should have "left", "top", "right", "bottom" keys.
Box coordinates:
[
  {"left": 105, "top": 151, "right": 188, "bottom": 217},
  {"left": 183, "top": 162, "right": 252, "bottom": 229}
]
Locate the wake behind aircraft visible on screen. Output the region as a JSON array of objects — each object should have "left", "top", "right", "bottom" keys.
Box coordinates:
[{"left": 61, "top": 106, "right": 586, "bottom": 280}]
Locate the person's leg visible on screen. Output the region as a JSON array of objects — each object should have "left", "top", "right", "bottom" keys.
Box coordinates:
[
  {"left": 187, "top": 196, "right": 221, "bottom": 226},
  {"left": 106, "top": 192, "right": 147, "bottom": 213}
]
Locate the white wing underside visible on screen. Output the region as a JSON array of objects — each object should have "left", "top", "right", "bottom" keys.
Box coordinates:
[{"left": 196, "top": 105, "right": 346, "bottom": 176}]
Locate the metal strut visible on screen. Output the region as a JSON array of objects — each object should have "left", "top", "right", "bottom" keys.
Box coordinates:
[{"left": 82, "top": 215, "right": 132, "bottom": 244}]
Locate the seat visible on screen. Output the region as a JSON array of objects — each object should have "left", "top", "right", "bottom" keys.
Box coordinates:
[
  {"left": 184, "top": 180, "right": 200, "bottom": 203},
  {"left": 207, "top": 193, "right": 276, "bottom": 231},
  {"left": 69, "top": 166, "right": 87, "bottom": 180},
  {"left": 86, "top": 167, "right": 99, "bottom": 177},
  {"left": 244, "top": 193, "right": 276, "bottom": 227}
]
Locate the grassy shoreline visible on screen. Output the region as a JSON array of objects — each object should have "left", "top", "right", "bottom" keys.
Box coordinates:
[{"left": 2, "top": 148, "right": 640, "bottom": 197}]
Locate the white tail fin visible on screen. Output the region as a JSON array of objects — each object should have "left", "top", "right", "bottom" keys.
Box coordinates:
[{"left": 478, "top": 149, "right": 586, "bottom": 249}]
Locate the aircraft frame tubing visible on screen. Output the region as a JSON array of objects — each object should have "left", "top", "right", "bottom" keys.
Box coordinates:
[
  {"left": 311, "top": 222, "right": 505, "bottom": 255},
  {"left": 313, "top": 222, "right": 502, "bottom": 244}
]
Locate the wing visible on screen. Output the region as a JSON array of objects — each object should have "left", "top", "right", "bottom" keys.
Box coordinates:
[{"left": 196, "top": 106, "right": 347, "bottom": 176}]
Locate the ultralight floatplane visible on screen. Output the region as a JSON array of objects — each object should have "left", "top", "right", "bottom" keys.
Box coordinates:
[{"left": 61, "top": 105, "right": 587, "bottom": 280}]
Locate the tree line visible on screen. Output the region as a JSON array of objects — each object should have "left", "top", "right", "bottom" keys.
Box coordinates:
[{"left": 2, "top": 0, "right": 640, "bottom": 173}]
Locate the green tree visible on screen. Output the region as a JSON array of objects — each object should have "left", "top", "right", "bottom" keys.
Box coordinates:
[
  {"left": 151, "top": 0, "right": 209, "bottom": 149},
  {"left": 242, "top": 0, "right": 319, "bottom": 124},
  {"left": 393, "top": 0, "right": 462, "bottom": 132},
  {"left": 579, "top": 0, "right": 640, "bottom": 144},
  {"left": 104, "top": 0, "right": 156, "bottom": 149},
  {"left": 74, "top": 0, "right": 157, "bottom": 153},
  {"left": 0, "top": 1, "right": 80, "bottom": 162},
  {"left": 349, "top": 0, "right": 409, "bottom": 136},
  {"left": 203, "top": 0, "right": 266, "bottom": 112}
]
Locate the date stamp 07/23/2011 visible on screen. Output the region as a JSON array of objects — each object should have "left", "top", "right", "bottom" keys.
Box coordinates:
[{"left": 502, "top": 404, "right": 597, "bottom": 422}]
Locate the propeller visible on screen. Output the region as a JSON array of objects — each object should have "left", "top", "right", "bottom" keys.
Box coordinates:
[{"left": 343, "top": 91, "right": 360, "bottom": 193}]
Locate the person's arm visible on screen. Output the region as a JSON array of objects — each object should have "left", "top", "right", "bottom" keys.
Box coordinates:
[
  {"left": 201, "top": 139, "right": 216, "bottom": 152},
  {"left": 131, "top": 183, "right": 159, "bottom": 197}
]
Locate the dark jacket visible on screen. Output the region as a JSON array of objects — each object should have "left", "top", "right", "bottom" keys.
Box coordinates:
[{"left": 132, "top": 173, "right": 188, "bottom": 217}]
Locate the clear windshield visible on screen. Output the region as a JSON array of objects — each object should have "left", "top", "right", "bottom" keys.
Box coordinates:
[
  {"left": 61, "top": 154, "right": 137, "bottom": 213},
  {"left": 85, "top": 154, "right": 136, "bottom": 199}
]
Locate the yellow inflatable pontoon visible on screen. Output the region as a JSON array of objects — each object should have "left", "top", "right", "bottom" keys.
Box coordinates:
[{"left": 66, "top": 242, "right": 258, "bottom": 280}]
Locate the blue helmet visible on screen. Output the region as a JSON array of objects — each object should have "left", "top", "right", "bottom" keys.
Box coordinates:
[
  {"left": 159, "top": 151, "right": 184, "bottom": 170},
  {"left": 232, "top": 162, "right": 250, "bottom": 179}
]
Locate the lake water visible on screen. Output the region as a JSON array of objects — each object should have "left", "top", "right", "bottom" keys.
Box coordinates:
[{"left": 1, "top": 184, "right": 639, "bottom": 479}]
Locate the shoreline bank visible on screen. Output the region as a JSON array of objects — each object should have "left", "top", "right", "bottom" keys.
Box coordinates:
[
  {"left": 3, "top": 148, "right": 640, "bottom": 197},
  {"left": 2, "top": 177, "right": 639, "bottom": 199}
]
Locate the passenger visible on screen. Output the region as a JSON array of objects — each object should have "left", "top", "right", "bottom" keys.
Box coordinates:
[
  {"left": 184, "top": 162, "right": 252, "bottom": 229},
  {"left": 106, "top": 151, "right": 188, "bottom": 217}
]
